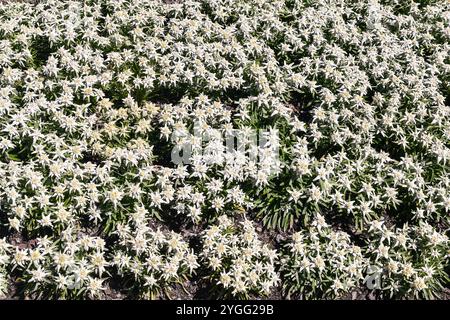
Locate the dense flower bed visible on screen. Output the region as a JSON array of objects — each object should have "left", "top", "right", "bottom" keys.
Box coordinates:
[{"left": 0, "top": 0, "right": 448, "bottom": 299}]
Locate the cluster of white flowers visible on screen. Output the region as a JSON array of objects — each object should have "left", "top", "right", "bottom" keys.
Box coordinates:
[
  {"left": 113, "top": 217, "right": 198, "bottom": 299},
  {"left": 0, "top": 0, "right": 448, "bottom": 299},
  {"left": 247, "top": 0, "right": 450, "bottom": 229},
  {"left": 10, "top": 233, "right": 108, "bottom": 298},
  {"left": 366, "top": 220, "right": 449, "bottom": 299},
  {"left": 201, "top": 215, "right": 279, "bottom": 298},
  {"left": 280, "top": 215, "right": 366, "bottom": 299}
]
